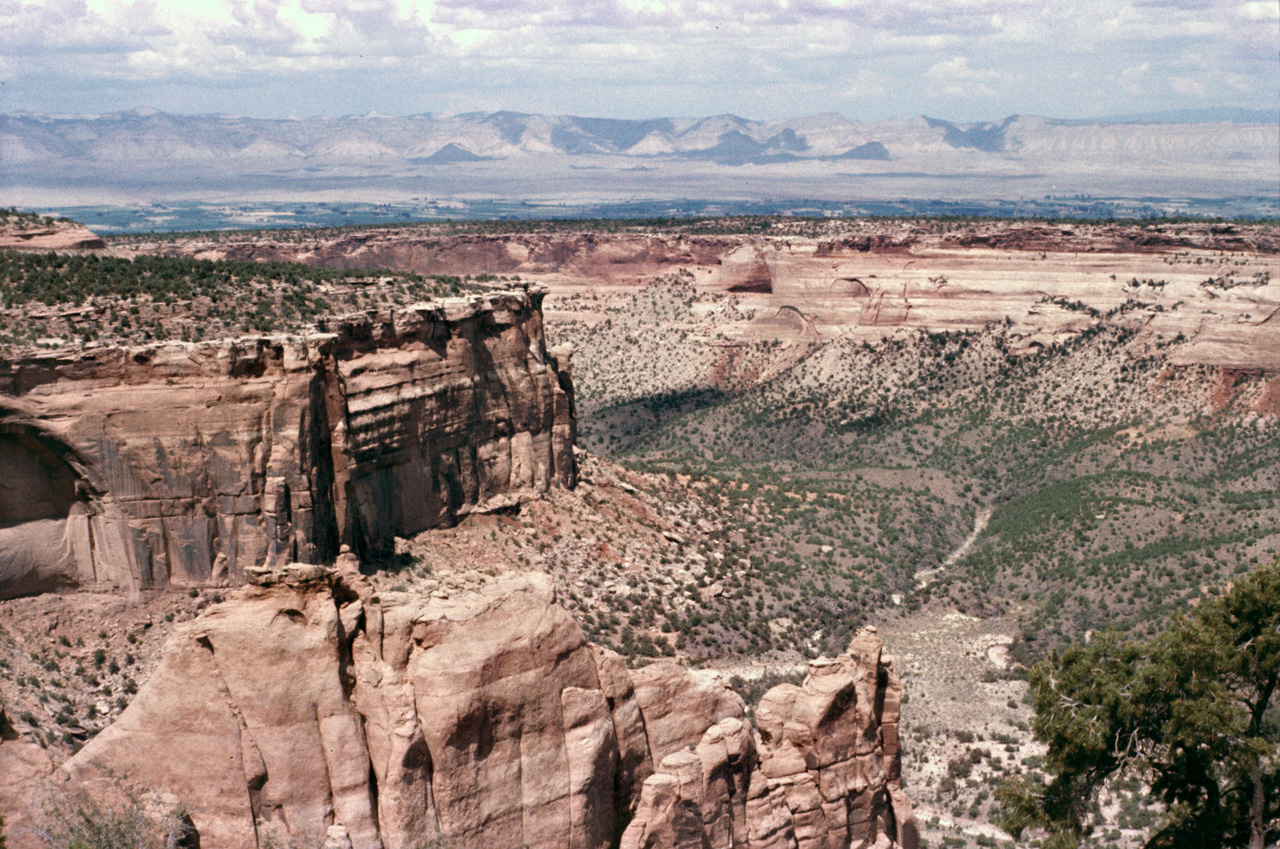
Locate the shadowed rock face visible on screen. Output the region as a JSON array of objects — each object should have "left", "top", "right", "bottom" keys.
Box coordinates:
[
  {"left": 55, "top": 563, "right": 914, "bottom": 849},
  {"left": 0, "top": 289, "right": 575, "bottom": 600}
]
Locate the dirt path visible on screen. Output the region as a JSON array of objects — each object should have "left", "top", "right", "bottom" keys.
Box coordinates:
[
  {"left": 915, "top": 507, "right": 992, "bottom": 587},
  {"left": 946, "top": 507, "right": 992, "bottom": 565}
]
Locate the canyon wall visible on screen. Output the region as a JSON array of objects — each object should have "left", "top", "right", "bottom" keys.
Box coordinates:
[
  {"left": 0, "top": 220, "right": 106, "bottom": 252},
  {"left": 191, "top": 223, "right": 1278, "bottom": 281},
  {"left": 0, "top": 288, "right": 575, "bottom": 600},
  {"left": 154, "top": 222, "right": 1280, "bottom": 371},
  {"left": 206, "top": 231, "right": 742, "bottom": 280},
  {"left": 57, "top": 561, "right": 915, "bottom": 849}
]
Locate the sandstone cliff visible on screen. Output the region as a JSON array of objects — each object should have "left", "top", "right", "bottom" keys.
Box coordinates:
[
  {"left": 143, "top": 221, "right": 1280, "bottom": 371},
  {"left": 55, "top": 562, "right": 914, "bottom": 849},
  {"left": 181, "top": 222, "right": 1277, "bottom": 282},
  {"left": 0, "top": 216, "right": 106, "bottom": 252},
  {"left": 0, "top": 289, "right": 575, "bottom": 600}
]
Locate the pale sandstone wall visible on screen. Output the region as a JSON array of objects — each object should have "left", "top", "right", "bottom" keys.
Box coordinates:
[
  {"left": 0, "top": 222, "right": 106, "bottom": 252},
  {"left": 53, "top": 563, "right": 914, "bottom": 849},
  {"left": 0, "top": 289, "right": 575, "bottom": 600}
]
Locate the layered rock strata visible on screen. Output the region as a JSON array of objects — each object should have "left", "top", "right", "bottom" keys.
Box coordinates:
[
  {"left": 56, "top": 563, "right": 914, "bottom": 849},
  {"left": 0, "top": 220, "right": 106, "bottom": 251},
  {"left": 152, "top": 223, "right": 1280, "bottom": 370},
  {"left": 0, "top": 289, "right": 575, "bottom": 600}
]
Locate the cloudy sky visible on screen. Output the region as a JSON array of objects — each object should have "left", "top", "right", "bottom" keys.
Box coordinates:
[{"left": 1, "top": 0, "right": 1276, "bottom": 121}]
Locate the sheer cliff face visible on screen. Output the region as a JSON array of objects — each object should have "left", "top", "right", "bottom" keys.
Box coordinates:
[
  {"left": 60, "top": 564, "right": 916, "bottom": 849},
  {"left": 0, "top": 289, "right": 575, "bottom": 600}
]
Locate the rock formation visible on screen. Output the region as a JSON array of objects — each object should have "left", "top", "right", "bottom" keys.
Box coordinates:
[
  {"left": 195, "top": 231, "right": 740, "bottom": 283},
  {"left": 620, "top": 629, "right": 915, "bottom": 849},
  {"left": 147, "top": 221, "right": 1280, "bottom": 371},
  {"left": 0, "top": 219, "right": 106, "bottom": 252},
  {"left": 53, "top": 562, "right": 914, "bottom": 849},
  {"left": 0, "top": 705, "right": 56, "bottom": 845},
  {"left": 0, "top": 289, "right": 575, "bottom": 600}
]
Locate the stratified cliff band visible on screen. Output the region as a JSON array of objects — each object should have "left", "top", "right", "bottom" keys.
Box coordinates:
[{"left": 0, "top": 288, "right": 576, "bottom": 600}]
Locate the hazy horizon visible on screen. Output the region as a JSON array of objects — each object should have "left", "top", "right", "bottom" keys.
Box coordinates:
[{"left": 3, "top": 104, "right": 1277, "bottom": 126}]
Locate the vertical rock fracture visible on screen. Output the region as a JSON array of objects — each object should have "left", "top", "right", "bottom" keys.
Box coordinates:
[{"left": 64, "top": 565, "right": 916, "bottom": 849}]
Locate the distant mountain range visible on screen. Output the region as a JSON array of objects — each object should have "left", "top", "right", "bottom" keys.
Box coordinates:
[
  {"left": 2, "top": 108, "right": 1274, "bottom": 166},
  {"left": 1092, "top": 107, "right": 1277, "bottom": 125},
  {"left": 2, "top": 109, "right": 1276, "bottom": 213}
]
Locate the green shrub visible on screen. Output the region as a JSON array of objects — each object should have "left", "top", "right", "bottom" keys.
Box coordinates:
[{"left": 33, "top": 788, "right": 195, "bottom": 849}]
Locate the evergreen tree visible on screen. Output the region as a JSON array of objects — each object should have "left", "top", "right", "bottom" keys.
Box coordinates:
[{"left": 1000, "top": 562, "right": 1280, "bottom": 848}]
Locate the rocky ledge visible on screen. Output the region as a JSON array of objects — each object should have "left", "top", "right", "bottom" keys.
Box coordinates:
[
  {"left": 0, "top": 217, "right": 106, "bottom": 252},
  {"left": 29, "top": 560, "right": 915, "bottom": 849},
  {"left": 0, "top": 289, "right": 575, "bottom": 600}
]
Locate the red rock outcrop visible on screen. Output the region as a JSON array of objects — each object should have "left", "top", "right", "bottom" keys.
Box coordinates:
[
  {"left": 0, "top": 220, "right": 106, "bottom": 252},
  {"left": 620, "top": 629, "right": 915, "bottom": 849},
  {"left": 141, "top": 222, "right": 1280, "bottom": 371},
  {"left": 0, "top": 706, "right": 56, "bottom": 845},
  {"left": 190, "top": 233, "right": 740, "bottom": 281},
  {"left": 0, "top": 289, "right": 575, "bottom": 600},
  {"left": 47, "top": 564, "right": 913, "bottom": 849}
]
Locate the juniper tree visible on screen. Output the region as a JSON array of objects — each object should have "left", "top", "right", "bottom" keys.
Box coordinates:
[{"left": 999, "top": 561, "right": 1280, "bottom": 849}]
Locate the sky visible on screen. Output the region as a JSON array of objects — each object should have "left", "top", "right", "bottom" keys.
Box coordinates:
[{"left": 1, "top": 0, "right": 1277, "bottom": 122}]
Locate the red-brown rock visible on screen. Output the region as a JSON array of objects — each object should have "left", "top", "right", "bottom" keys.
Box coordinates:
[
  {"left": 35, "top": 571, "right": 913, "bottom": 849},
  {"left": 621, "top": 628, "right": 917, "bottom": 849},
  {"left": 0, "top": 290, "right": 575, "bottom": 601}
]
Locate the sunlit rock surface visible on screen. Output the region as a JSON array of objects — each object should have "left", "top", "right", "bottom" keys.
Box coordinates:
[{"left": 0, "top": 289, "right": 575, "bottom": 600}]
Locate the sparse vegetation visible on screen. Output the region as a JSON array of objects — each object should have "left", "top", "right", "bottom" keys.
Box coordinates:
[
  {"left": 0, "top": 207, "right": 71, "bottom": 230},
  {"left": 32, "top": 787, "right": 195, "bottom": 849},
  {"left": 559, "top": 290, "right": 1280, "bottom": 658},
  {"left": 0, "top": 250, "right": 493, "bottom": 349},
  {"left": 1, "top": 215, "right": 1276, "bottom": 848}
]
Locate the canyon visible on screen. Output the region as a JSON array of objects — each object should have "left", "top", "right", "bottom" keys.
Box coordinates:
[
  {"left": 142, "top": 219, "right": 1280, "bottom": 370},
  {"left": 0, "top": 219, "right": 922, "bottom": 848},
  {"left": 3, "top": 215, "right": 1279, "bottom": 848}
]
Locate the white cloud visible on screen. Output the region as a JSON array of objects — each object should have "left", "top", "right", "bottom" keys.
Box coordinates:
[
  {"left": 277, "top": 1, "right": 334, "bottom": 41},
  {"left": 1237, "top": 1, "right": 1279, "bottom": 21},
  {"left": 840, "top": 69, "right": 888, "bottom": 99},
  {"left": 1170, "top": 75, "right": 1206, "bottom": 97},
  {"left": 1118, "top": 61, "right": 1151, "bottom": 95},
  {"left": 4, "top": 0, "right": 440, "bottom": 79},
  {"left": 0, "top": 0, "right": 1275, "bottom": 120},
  {"left": 925, "top": 55, "right": 1008, "bottom": 99}
]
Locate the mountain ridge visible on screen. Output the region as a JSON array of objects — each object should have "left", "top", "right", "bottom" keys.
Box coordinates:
[
  {"left": 3, "top": 107, "right": 1274, "bottom": 164},
  {"left": 4, "top": 108, "right": 1276, "bottom": 213}
]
